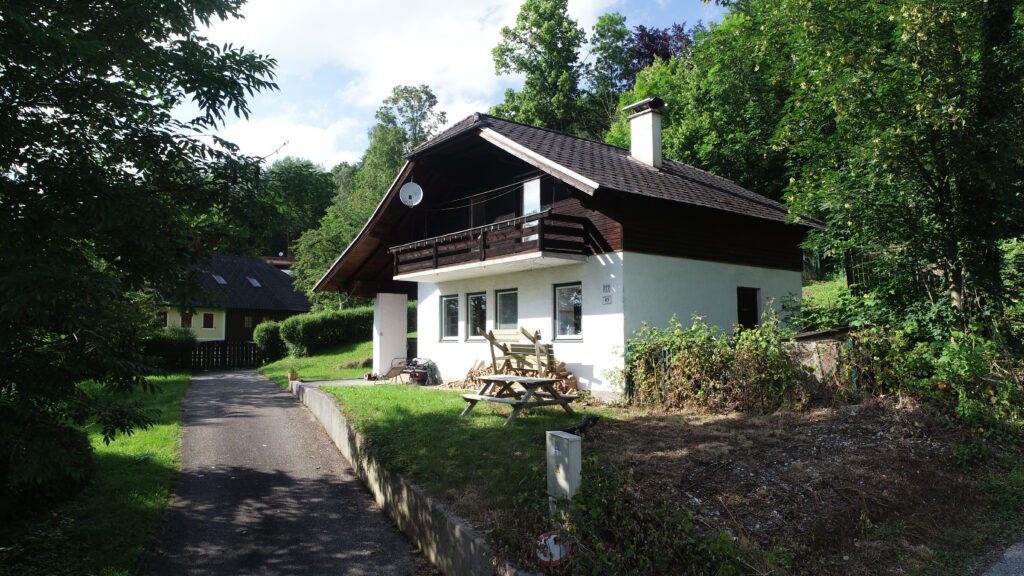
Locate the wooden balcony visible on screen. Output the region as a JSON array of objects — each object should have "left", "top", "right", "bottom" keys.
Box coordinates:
[{"left": 388, "top": 210, "right": 590, "bottom": 280}]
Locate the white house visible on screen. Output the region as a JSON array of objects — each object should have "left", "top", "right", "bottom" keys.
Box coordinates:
[{"left": 314, "top": 98, "right": 816, "bottom": 397}]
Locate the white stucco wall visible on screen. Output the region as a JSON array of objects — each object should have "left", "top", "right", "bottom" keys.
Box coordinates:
[
  {"left": 410, "top": 251, "right": 801, "bottom": 396},
  {"left": 416, "top": 252, "right": 626, "bottom": 394},
  {"left": 621, "top": 252, "right": 802, "bottom": 335}
]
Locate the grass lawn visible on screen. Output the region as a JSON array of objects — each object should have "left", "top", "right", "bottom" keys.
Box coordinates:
[
  {"left": 259, "top": 340, "right": 373, "bottom": 388},
  {"left": 0, "top": 374, "right": 190, "bottom": 576},
  {"left": 326, "top": 385, "right": 609, "bottom": 513},
  {"left": 325, "top": 384, "right": 1024, "bottom": 574},
  {"left": 802, "top": 276, "right": 849, "bottom": 308}
]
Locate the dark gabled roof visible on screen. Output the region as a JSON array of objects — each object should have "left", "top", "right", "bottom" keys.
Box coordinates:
[
  {"left": 411, "top": 113, "right": 815, "bottom": 227},
  {"left": 182, "top": 255, "right": 310, "bottom": 312}
]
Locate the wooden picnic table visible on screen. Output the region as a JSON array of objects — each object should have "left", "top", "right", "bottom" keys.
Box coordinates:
[{"left": 460, "top": 374, "right": 578, "bottom": 426}]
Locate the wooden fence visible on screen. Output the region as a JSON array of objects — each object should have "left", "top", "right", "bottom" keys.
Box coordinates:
[{"left": 192, "top": 340, "right": 260, "bottom": 370}]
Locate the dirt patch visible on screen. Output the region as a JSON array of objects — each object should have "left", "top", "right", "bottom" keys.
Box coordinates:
[{"left": 587, "top": 399, "right": 992, "bottom": 575}]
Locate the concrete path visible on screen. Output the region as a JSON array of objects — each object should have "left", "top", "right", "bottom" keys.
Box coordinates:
[
  {"left": 984, "top": 542, "right": 1024, "bottom": 576},
  {"left": 141, "top": 371, "right": 427, "bottom": 576}
]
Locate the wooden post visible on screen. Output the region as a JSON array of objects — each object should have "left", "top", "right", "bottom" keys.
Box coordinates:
[
  {"left": 537, "top": 216, "right": 545, "bottom": 251},
  {"left": 479, "top": 230, "right": 487, "bottom": 261},
  {"left": 431, "top": 240, "right": 438, "bottom": 269},
  {"left": 486, "top": 329, "right": 498, "bottom": 373}
]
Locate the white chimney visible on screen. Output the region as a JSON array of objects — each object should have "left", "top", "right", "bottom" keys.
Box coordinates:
[{"left": 623, "top": 97, "right": 665, "bottom": 169}]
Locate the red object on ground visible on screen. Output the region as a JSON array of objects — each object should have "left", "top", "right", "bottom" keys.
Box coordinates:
[{"left": 536, "top": 530, "right": 573, "bottom": 567}]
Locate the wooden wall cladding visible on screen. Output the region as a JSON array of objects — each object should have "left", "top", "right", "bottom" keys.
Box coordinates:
[{"left": 618, "top": 195, "right": 805, "bottom": 271}]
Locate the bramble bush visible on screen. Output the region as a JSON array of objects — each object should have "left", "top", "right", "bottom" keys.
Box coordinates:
[
  {"left": 625, "top": 310, "right": 808, "bottom": 412},
  {"left": 253, "top": 320, "right": 287, "bottom": 362},
  {"left": 279, "top": 307, "right": 373, "bottom": 357},
  {"left": 836, "top": 328, "right": 1024, "bottom": 430}
]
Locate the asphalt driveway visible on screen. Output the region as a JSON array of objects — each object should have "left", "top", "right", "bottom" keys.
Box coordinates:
[{"left": 141, "top": 370, "right": 425, "bottom": 575}]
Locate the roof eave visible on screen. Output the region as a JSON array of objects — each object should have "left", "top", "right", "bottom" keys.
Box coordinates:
[
  {"left": 478, "top": 127, "right": 600, "bottom": 195},
  {"left": 312, "top": 160, "right": 415, "bottom": 293}
]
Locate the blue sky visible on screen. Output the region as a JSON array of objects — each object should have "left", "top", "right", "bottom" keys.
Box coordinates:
[{"left": 199, "top": 0, "right": 727, "bottom": 168}]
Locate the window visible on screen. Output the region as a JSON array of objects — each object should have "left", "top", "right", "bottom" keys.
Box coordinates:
[
  {"left": 180, "top": 312, "right": 192, "bottom": 328},
  {"left": 202, "top": 313, "right": 214, "bottom": 329},
  {"left": 212, "top": 273, "right": 227, "bottom": 285},
  {"left": 553, "top": 283, "right": 582, "bottom": 338},
  {"left": 244, "top": 315, "right": 253, "bottom": 329},
  {"left": 466, "top": 292, "right": 486, "bottom": 339},
  {"left": 522, "top": 177, "right": 541, "bottom": 216},
  {"left": 162, "top": 311, "right": 169, "bottom": 327},
  {"left": 495, "top": 289, "right": 518, "bottom": 330},
  {"left": 246, "top": 276, "right": 262, "bottom": 288},
  {"left": 522, "top": 178, "right": 541, "bottom": 241},
  {"left": 440, "top": 295, "right": 459, "bottom": 340},
  {"left": 737, "top": 287, "right": 760, "bottom": 329}
]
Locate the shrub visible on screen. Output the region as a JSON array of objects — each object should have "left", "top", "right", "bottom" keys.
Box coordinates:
[
  {"left": 626, "top": 318, "right": 732, "bottom": 409},
  {"left": 625, "top": 310, "right": 805, "bottom": 412},
  {"left": 141, "top": 327, "right": 196, "bottom": 371},
  {"left": 407, "top": 300, "right": 417, "bottom": 333},
  {"left": 0, "top": 405, "right": 93, "bottom": 519},
  {"left": 279, "top": 306, "right": 373, "bottom": 357},
  {"left": 732, "top": 313, "right": 808, "bottom": 412},
  {"left": 253, "top": 320, "right": 286, "bottom": 362},
  {"left": 829, "top": 327, "right": 1024, "bottom": 428}
]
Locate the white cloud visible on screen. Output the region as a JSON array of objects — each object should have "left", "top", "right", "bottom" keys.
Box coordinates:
[
  {"left": 206, "top": 0, "right": 528, "bottom": 110},
  {"left": 217, "top": 114, "right": 364, "bottom": 168},
  {"left": 196, "top": 0, "right": 725, "bottom": 165}
]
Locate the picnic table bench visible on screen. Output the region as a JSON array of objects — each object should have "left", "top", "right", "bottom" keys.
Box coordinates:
[{"left": 460, "top": 374, "right": 578, "bottom": 425}]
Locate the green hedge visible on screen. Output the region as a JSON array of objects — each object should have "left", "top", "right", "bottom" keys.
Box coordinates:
[
  {"left": 141, "top": 328, "right": 196, "bottom": 371},
  {"left": 253, "top": 321, "right": 287, "bottom": 362},
  {"left": 279, "top": 306, "right": 373, "bottom": 357}
]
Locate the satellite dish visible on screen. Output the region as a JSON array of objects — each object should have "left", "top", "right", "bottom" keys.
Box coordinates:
[{"left": 399, "top": 182, "right": 424, "bottom": 207}]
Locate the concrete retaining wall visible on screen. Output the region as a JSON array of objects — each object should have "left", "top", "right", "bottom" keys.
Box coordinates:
[{"left": 289, "top": 381, "right": 525, "bottom": 576}]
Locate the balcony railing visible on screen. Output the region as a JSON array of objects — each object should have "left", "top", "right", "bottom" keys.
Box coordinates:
[{"left": 388, "top": 210, "right": 590, "bottom": 276}]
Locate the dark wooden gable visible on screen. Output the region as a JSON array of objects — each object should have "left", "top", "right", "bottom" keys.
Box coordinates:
[{"left": 315, "top": 133, "right": 624, "bottom": 297}]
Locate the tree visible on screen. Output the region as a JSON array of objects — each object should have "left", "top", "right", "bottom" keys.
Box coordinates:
[
  {"left": 375, "top": 85, "right": 447, "bottom": 152},
  {"left": 607, "top": 8, "right": 793, "bottom": 201},
  {"left": 292, "top": 86, "right": 446, "bottom": 309},
  {"left": 632, "top": 23, "right": 696, "bottom": 73},
  {"left": 491, "top": 0, "right": 586, "bottom": 132},
  {"left": 331, "top": 161, "right": 359, "bottom": 200},
  {"left": 777, "top": 0, "right": 1024, "bottom": 328},
  {"left": 260, "top": 157, "right": 335, "bottom": 256},
  {"left": 608, "top": 0, "right": 1024, "bottom": 336},
  {"left": 0, "top": 0, "right": 275, "bottom": 511},
  {"left": 579, "top": 12, "right": 635, "bottom": 137}
]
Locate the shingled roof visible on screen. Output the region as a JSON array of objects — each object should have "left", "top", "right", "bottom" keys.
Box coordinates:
[
  {"left": 410, "top": 113, "right": 806, "bottom": 226},
  {"left": 183, "top": 255, "right": 310, "bottom": 312}
]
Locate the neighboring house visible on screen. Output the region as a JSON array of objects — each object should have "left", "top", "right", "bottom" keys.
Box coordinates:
[
  {"left": 314, "top": 98, "right": 817, "bottom": 396},
  {"left": 164, "top": 255, "right": 310, "bottom": 342}
]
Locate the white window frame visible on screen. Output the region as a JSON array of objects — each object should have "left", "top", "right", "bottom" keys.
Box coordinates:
[
  {"left": 495, "top": 288, "right": 518, "bottom": 331},
  {"left": 466, "top": 292, "right": 487, "bottom": 340},
  {"left": 440, "top": 294, "right": 459, "bottom": 341},
  {"left": 553, "top": 282, "right": 583, "bottom": 340}
]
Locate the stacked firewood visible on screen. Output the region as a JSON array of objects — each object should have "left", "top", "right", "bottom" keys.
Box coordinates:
[
  {"left": 461, "top": 360, "right": 578, "bottom": 394},
  {"left": 547, "top": 361, "right": 578, "bottom": 393}
]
